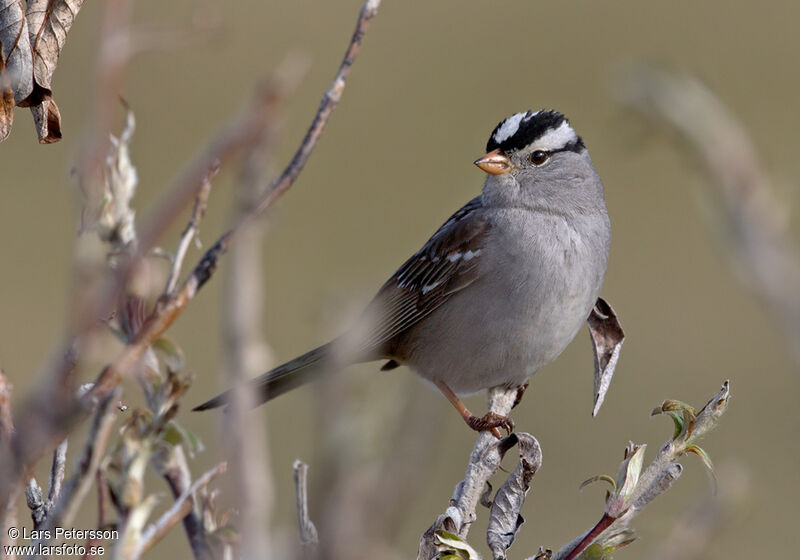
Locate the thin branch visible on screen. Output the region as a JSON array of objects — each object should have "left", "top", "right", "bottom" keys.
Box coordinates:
[
  {"left": 0, "top": 370, "right": 12, "bottom": 443},
  {"left": 156, "top": 446, "right": 215, "bottom": 560},
  {"left": 222, "top": 130, "right": 277, "bottom": 558},
  {"left": 0, "top": 370, "right": 18, "bottom": 558},
  {"left": 251, "top": 0, "right": 382, "bottom": 218},
  {"left": 49, "top": 388, "right": 120, "bottom": 528},
  {"left": 552, "top": 381, "right": 731, "bottom": 560},
  {"left": 0, "top": 0, "right": 382, "bottom": 525},
  {"left": 293, "top": 460, "right": 319, "bottom": 552},
  {"left": 137, "top": 462, "right": 227, "bottom": 556},
  {"left": 46, "top": 438, "right": 69, "bottom": 507},
  {"left": 164, "top": 161, "right": 218, "bottom": 295},
  {"left": 85, "top": 0, "right": 382, "bottom": 406},
  {"left": 417, "top": 387, "right": 517, "bottom": 560},
  {"left": 25, "top": 477, "right": 46, "bottom": 529},
  {"left": 82, "top": 470, "right": 110, "bottom": 560}
]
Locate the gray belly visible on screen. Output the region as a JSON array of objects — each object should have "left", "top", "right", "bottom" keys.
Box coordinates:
[{"left": 398, "top": 211, "right": 608, "bottom": 394}]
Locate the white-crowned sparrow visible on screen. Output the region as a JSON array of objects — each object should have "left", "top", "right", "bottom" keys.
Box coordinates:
[{"left": 195, "top": 110, "right": 611, "bottom": 435}]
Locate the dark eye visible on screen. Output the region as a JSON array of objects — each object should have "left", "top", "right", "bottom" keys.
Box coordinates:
[{"left": 530, "top": 150, "right": 549, "bottom": 165}]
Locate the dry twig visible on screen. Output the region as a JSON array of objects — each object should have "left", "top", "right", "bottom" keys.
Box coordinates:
[
  {"left": 293, "top": 460, "right": 319, "bottom": 552},
  {"left": 164, "top": 162, "right": 218, "bottom": 295},
  {"left": 221, "top": 130, "right": 278, "bottom": 558},
  {"left": 135, "top": 462, "right": 227, "bottom": 557},
  {"left": 417, "top": 387, "right": 520, "bottom": 559}
]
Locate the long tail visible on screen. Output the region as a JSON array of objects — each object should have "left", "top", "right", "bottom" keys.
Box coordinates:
[{"left": 192, "top": 342, "right": 334, "bottom": 411}]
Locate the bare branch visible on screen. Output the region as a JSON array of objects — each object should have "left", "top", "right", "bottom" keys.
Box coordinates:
[
  {"left": 25, "top": 477, "right": 46, "bottom": 529},
  {"left": 293, "top": 460, "right": 319, "bottom": 552},
  {"left": 418, "top": 387, "right": 517, "bottom": 559},
  {"left": 50, "top": 388, "right": 120, "bottom": 528},
  {"left": 136, "top": 462, "right": 227, "bottom": 557},
  {"left": 0, "top": 370, "right": 18, "bottom": 557},
  {"left": 155, "top": 445, "right": 215, "bottom": 560},
  {"left": 0, "top": 0, "right": 383, "bottom": 538},
  {"left": 164, "top": 162, "right": 218, "bottom": 295},
  {"left": 86, "top": 0, "right": 383, "bottom": 406},
  {"left": 0, "top": 370, "right": 12, "bottom": 444},
  {"left": 134, "top": 60, "right": 304, "bottom": 277},
  {"left": 250, "top": 0, "right": 382, "bottom": 218},
  {"left": 222, "top": 130, "right": 277, "bottom": 558},
  {"left": 46, "top": 438, "right": 68, "bottom": 507}
]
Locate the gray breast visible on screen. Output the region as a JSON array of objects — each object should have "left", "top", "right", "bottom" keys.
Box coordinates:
[{"left": 400, "top": 207, "right": 609, "bottom": 395}]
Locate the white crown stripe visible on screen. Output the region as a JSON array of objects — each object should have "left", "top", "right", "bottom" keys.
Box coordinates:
[
  {"left": 492, "top": 112, "right": 530, "bottom": 145},
  {"left": 491, "top": 111, "right": 578, "bottom": 152},
  {"left": 532, "top": 120, "right": 578, "bottom": 151}
]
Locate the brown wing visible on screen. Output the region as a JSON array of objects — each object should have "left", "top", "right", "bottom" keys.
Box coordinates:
[{"left": 358, "top": 196, "right": 490, "bottom": 354}]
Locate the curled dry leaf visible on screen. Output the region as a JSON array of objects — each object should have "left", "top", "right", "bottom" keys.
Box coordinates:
[
  {"left": 587, "top": 297, "right": 625, "bottom": 416},
  {"left": 29, "top": 95, "right": 60, "bottom": 143},
  {"left": 26, "top": 0, "right": 85, "bottom": 95},
  {"left": 487, "top": 433, "right": 542, "bottom": 560},
  {"left": 0, "top": 55, "right": 14, "bottom": 141},
  {"left": 0, "top": 0, "right": 33, "bottom": 103},
  {"left": 0, "top": 0, "right": 32, "bottom": 141},
  {"left": 20, "top": 0, "right": 85, "bottom": 142}
]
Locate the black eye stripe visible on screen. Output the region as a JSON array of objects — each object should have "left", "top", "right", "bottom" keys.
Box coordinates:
[
  {"left": 551, "top": 138, "right": 586, "bottom": 154},
  {"left": 526, "top": 138, "right": 586, "bottom": 166}
]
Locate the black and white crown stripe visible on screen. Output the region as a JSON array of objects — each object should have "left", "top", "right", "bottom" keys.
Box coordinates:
[{"left": 486, "top": 110, "right": 585, "bottom": 154}]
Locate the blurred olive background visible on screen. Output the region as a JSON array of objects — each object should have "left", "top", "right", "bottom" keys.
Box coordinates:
[{"left": 2, "top": 0, "right": 799, "bottom": 558}]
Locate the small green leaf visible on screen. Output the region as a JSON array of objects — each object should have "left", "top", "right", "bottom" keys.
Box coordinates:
[
  {"left": 685, "top": 445, "right": 717, "bottom": 492},
  {"left": 615, "top": 443, "right": 646, "bottom": 500},
  {"left": 658, "top": 399, "right": 697, "bottom": 416},
  {"left": 577, "top": 542, "right": 607, "bottom": 560},
  {"left": 434, "top": 531, "right": 481, "bottom": 559},
  {"left": 154, "top": 336, "right": 186, "bottom": 372},
  {"left": 579, "top": 475, "right": 617, "bottom": 493},
  {"left": 160, "top": 420, "right": 204, "bottom": 455}
]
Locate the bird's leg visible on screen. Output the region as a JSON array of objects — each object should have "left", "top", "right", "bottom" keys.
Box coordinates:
[
  {"left": 512, "top": 382, "right": 529, "bottom": 409},
  {"left": 434, "top": 380, "right": 514, "bottom": 439}
]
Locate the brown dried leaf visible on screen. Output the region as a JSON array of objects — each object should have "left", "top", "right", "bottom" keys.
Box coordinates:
[
  {"left": 487, "top": 433, "right": 543, "bottom": 560},
  {"left": 19, "top": 0, "right": 84, "bottom": 142},
  {"left": 588, "top": 297, "right": 625, "bottom": 416},
  {"left": 25, "top": 0, "right": 84, "bottom": 92},
  {"left": 29, "top": 93, "right": 60, "bottom": 142},
  {"left": 0, "top": 0, "right": 34, "bottom": 103},
  {"left": 0, "top": 55, "right": 13, "bottom": 142}
]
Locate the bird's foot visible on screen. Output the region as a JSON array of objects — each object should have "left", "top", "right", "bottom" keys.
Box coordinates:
[{"left": 465, "top": 412, "right": 514, "bottom": 439}]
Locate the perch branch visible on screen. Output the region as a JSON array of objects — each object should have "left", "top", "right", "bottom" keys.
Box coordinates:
[{"left": 417, "top": 386, "right": 518, "bottom": 559}]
